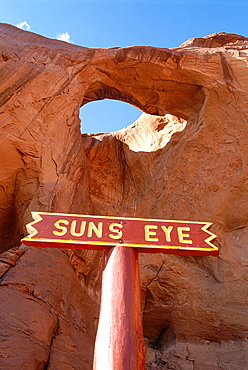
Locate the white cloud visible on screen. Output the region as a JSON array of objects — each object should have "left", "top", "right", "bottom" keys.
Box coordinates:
[
  {"left": 16, "top": 21, "right": 31, "bottom": 31},
  {"left": 56, "top": 32, "right": 72, "bottom": 43}
]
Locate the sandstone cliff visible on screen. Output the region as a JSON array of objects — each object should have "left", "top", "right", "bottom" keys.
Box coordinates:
[{"left": 0, "top": 23, "right": 248, "bottom": 369}]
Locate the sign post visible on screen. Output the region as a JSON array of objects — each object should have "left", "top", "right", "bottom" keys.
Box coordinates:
[
  {"left": 22, "top": 212, "right": 218, "bottom": 369},
  {"left": 93, "top": 245, "right": 145, "bottom": 370}
]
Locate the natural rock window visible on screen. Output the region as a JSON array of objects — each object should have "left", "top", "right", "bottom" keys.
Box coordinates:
[{"left": 80, "top": 99, "right": 141, "bottom": 134}]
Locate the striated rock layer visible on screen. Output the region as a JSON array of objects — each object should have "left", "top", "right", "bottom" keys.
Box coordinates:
[{"left": 0, "top": 23, "right": 248, "bottom": 369}]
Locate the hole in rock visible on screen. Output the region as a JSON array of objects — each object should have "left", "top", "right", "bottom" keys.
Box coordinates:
[{"left": 80, "top": 99, "right": 142, "bottom": 134}]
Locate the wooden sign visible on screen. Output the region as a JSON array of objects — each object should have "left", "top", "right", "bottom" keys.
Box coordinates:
[
  {"left": 22, "top": 212, "right": 218, "bottom": 256},
  {"left": 22, "top": 211, "right": 218, "bottom": 369}
]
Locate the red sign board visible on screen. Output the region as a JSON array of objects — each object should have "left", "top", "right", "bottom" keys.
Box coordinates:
[{"left": 22, "top": 212, "right": 218, "bottom": 256}]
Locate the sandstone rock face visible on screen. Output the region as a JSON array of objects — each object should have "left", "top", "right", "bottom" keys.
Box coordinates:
[{"left": 0, "top": 23, "right": 248, "bottom": 369}]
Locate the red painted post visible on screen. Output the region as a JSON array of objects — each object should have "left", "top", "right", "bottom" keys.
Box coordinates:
[{"left": 93, "top": 245, "right": 146, "bottom": 370}]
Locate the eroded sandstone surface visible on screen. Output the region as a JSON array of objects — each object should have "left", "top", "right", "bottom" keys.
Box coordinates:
[{"left": 0, "top": 23, "right": 248, "bottom": 369}]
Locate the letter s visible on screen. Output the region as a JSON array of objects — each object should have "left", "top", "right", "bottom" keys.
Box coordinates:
[
  {"left": 109, "top": 223, "right": 123, "bottom": 239},
  {"left": 53, "top": 219, "right": 69, "bottom": 236}
]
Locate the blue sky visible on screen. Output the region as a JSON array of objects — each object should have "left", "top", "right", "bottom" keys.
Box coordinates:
[{"left": 1, "top": 0, "right": 247, "bottom": 133}]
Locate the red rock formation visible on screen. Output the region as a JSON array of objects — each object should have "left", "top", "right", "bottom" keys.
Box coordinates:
[{"left": 0, "top": 23, "right": 248, "bottom": 369}]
